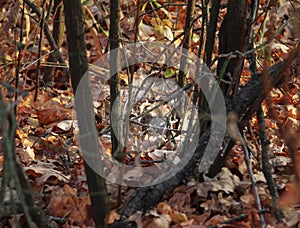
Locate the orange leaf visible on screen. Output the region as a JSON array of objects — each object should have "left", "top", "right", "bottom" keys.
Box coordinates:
[
  {"left": 157, "top": 202, "right": 171, "bottom": 215},
  {"left": 279, "top": 183, "right": 300, "bottom": 209}
]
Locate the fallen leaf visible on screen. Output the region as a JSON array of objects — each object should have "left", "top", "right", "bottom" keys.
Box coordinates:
[
  {"left": 106, "top": 210, "right": 120, "bottom": 224},
  {"left": 24, "top": 162, "right": 70, "bottom": 185},
  {"left": 157, "top": 202, "right": 172, "bottom": 215},
  {"left": 143, "top": 214, "right": 171, "bottom": 228}
]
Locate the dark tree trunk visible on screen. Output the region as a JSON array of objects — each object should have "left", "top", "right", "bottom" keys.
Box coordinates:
[
  {"left": 204, "top": 0, "right": 220, "bottom": 66},
  {"left": 63, "top": 1, "right": 109, "bottom": 226},
  {"left": 109, "top": 0, "right": 122, "bottom": 161},
  {"left": 217, "top": 0, "right": 247, "bottom": 95}
]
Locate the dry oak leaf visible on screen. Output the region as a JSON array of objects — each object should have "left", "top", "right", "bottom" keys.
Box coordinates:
[
  {"left": 24, "top": 162, "right": 70, "bottom": 185},
  {"left": 47, "top": 184, "right": 91, "bottom": 226},
  {"left": 106, "top": 210, "right": 120, "bottom": 224},
  {"left": 36, "top": 98, "right": 71, "bottom": 125},
  {"left": 157, "top": 202, "right": 172, "bottom": 215}
]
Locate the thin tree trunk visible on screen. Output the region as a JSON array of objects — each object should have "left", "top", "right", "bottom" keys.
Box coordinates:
[
  {"left": 204, "top": 0, "right": 220, "bottom": 66},
  {"left": 109, "top": 0, "right": 122, "bottom": 161},
  {"left": 63, "top": 1, "right": 109, "bottom": 226},
  {"left": 178, "top": 0, "right": 195, "bottom": 88}
]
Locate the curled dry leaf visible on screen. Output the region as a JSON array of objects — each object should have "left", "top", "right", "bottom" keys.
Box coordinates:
[
  {"left": 143, "top": 214, "right": 171, "bottom": 228},
  {"left": 24, "top": 162, "right": 70, "bottom": 185},
  {"left": 106, "top": 210, "right": 120, "bottom": 224},
  {"left": 34, "top": 97, "right": 72, "bottom": 125},
  {"left": 47, "top": 184, "right": 92, "bottom": 226},
  {"left": 157, "top": 202, "right": 172, "bottom": 215}
]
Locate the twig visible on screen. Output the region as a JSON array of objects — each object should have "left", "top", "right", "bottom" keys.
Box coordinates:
[
  {"left": 0, "top": 92, "right": 50, "bottom": 227},
  {"left": 15, "top": 0, "right": 24, "bottom": 114},
  {"left": 139, "top": 2, "right": 203, "bottom": 18},
  {"left": 248, "top": 21, "right": 282, "bottom": 221},
  {"left": 257, "top": 106, "right": 282, "bottom": 222},
  {"left": 242, "top": 133, "right": 265, "bottom": 228},
  {"left": 207, "top": 213, "right": 248, "bottom": 228},
  {"left": 214, "top": 112, "right": 265, "bottom": 226},
  {"left": 24, "top": 0, "right": 68, "bottom": 70},
  {"left": 34, "top": 0, "right": 46, "bottom": 101},
  {"left": 221, "top": 213, "right": 249, "bottom": 224}
]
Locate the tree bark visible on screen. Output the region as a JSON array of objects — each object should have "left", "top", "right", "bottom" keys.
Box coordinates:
[
  {"left": 63, "top": 1, "right": 109, "bottom": 226},
  {"left": 109, "top": 0, "right": 123, "bottom": 161},
  {"left": 204, "top": 0, "right": 220, "bottom": 66},
  {"left": 217, "top": 0, "right": 247, "bottom": 95}
]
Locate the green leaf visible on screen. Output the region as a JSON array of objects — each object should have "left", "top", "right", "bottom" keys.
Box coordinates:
[{"left": 164, "top": 67, "right": 177, "bottom": 78}]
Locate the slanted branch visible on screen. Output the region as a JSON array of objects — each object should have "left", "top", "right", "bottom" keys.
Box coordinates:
[{"left": 115, "top": 45, "right": 298, "bottom": 223}]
